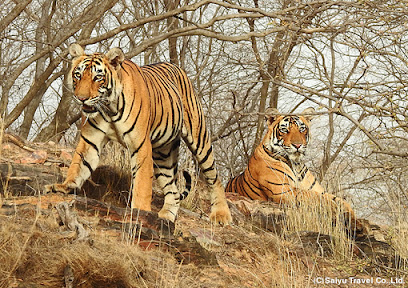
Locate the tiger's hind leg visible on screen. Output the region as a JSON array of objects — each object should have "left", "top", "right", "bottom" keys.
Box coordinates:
[
  {"left": 182, "top": 128, "right": 232, "bottom": 225},
  {"left": 154, "top": 139, "right": 182, "bottom": 223}
]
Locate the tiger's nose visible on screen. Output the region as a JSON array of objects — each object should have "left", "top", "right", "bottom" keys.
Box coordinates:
[
  {"left": 292, "top": 143, "right": 302, "bottom": 150},
  {"left": 77, "top": 96, "right": 87, "bottom": 103}
]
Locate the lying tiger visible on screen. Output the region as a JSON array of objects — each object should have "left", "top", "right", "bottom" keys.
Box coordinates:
[
  {"left": 226, "top": 107, "right": 358, "bottom": 227},
  {"left": 45, "top": 44, "right": 231, "bottom": 225}
]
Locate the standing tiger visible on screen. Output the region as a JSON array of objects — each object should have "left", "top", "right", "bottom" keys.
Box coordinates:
[
  {"left": 226, "top": 107, "right": 357, "bottom": 223},
  {"left": 45, "top": 43, "right": 232, "bottom": 225}
]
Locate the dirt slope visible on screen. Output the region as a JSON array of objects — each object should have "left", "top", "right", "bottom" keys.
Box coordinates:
[{"left": 0, "top": 134, "right": 406, "bottom": 288}]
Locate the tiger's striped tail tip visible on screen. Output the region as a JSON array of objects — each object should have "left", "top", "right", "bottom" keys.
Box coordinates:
[{"left": 180, "top": 171, "right": 192, "bottom": 200}]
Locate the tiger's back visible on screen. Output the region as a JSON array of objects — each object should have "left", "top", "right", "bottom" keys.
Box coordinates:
[{"left": 140, "top": 62, "right": 207, "bottom": 150}]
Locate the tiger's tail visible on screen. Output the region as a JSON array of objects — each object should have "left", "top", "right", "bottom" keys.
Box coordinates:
[{"left": 180, "top": 171, "right": 192, "bottom": 200}]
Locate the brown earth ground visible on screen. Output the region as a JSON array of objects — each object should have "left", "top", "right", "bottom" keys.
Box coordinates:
[{"left": 0, "top": 134, "right": 406, "bottom": 288}]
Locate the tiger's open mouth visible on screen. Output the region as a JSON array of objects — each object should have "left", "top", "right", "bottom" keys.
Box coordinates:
[{"left": 82, "top": 104, "right": 97, "bottom": 113}]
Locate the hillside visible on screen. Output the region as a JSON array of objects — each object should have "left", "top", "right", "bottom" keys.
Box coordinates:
[{"left": 0, "top": 134, "right": 406, "bottom": 288}]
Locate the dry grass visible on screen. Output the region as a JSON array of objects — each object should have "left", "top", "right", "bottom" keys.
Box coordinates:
[
  {"left": 0, "top": 119, "right": 7, "bottom": 200},
  {"left": 282, "top": 195, "right": 355, "bottom": 261},
  {"left": 1, "top": 132, "right": 407, "bottom": 287},
  {"left": 0, "top": 118, "right": 4, "bottom": 159},
  {"left": 389, "top": 219, "right": 408, "bottom": 271},
  {"left": 1, "top": 184, "right": 407, "bottom": 287},
  {"left": 1, "top": 211, "right": 133, "bottom": 287},
  {"left": 0, "top": 205, "right": 205, "bottom": 288},
  {"left": 95, "top": 141, "right": 407, "bottom": 285},
  {"left": 100, "top": 142, "right": 132, "bottom": 172}
]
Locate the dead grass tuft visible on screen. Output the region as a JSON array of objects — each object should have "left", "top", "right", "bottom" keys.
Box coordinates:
[
  {"left": 282, "top": 194, "right": 355, "bottom": 261},
  {"left": 390, "top": 222, "right": 408, "bottom": 271},
  {"left": 0, "top": 210, "right": 193, "bottom": 288}
]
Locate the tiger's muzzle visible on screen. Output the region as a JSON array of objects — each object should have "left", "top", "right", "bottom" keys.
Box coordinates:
[{"left": 74, "top": 96, "right": 98, "bottom": 114}]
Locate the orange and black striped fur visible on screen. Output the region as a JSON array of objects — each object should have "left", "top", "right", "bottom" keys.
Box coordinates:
[
  {"left": 46, "top": 44, "right": 231, "bottom": 224},
  {"left": 226, "top": 108, "right": 356, "bottom": 223}
]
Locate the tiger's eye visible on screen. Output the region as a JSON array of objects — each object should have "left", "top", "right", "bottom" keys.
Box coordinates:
[
  {"left": 299, "top": 126, "right": 306, "bottom": 133},
  {"left": 73, "top": 71, "right": 81, "bottom": 80},
  {"left": 94, "top": 75, "right": 104, "bottom": 82}
]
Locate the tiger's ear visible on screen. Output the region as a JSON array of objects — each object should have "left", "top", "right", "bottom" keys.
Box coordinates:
[
  {"left": 301, "top": 107, "right": 316, "bottom": 121},
  {"left": 105, "top": 47, "right": 125, "bottom": 70},
  {"left": 69, "top": 43, "right": 85, "bottom": 58},
  {"left": 265, "top": 108, "right": 280, "bottom": 126}
]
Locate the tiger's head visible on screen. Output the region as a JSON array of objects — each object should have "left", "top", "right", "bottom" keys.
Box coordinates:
[
  {"left": 263, "top": 107, "right": 315, "bottom": 163},
  {"left": 67, "top": 43, "right": 125, "bottom": 118}
]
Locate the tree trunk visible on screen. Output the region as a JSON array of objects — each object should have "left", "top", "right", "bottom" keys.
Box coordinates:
[
  {"left": 253, "top": 3, "right": 322, "bottom": 148},
  {"left": 164, "top": 0, "right": 180, "bottom": 65},
  {"left": 253, "top": 30, "right": 287, "bottom": 148},
  {"left": 34, "top": 67, "right": 81, "bottom": 143},
  {"left": 19, "top": 0, "right": 55, "bottom": 139}
]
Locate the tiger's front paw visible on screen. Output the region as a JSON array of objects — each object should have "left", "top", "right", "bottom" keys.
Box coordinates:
[
  {"left": 210, "top": 203, "right": 232, "bottom": 226},
  {"left": 44, "top": 182, "right": 76, "bottom": 194}
]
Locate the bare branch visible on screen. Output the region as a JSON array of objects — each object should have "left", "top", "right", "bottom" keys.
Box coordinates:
[{"left": 0, "top": 0, "right": 32, "bottom": 34}]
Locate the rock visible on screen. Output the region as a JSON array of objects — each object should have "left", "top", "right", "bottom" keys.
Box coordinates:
[
  {"left": 0, "top": 163, "right": 63, "bottom": 196},
  {"left": 17, "top": 150, "right": 48, "bottom": 164}
]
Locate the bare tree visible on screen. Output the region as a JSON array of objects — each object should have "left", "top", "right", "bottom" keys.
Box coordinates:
[{"left": 1, "top": 0, "right": 408, "bottom": 222}]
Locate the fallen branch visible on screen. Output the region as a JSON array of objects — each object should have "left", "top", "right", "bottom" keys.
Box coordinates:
[
  {"left": 64, "top": 264, "right": 75, "bottom": 288},
  {"left": 3, "top": 133, "right": 35, "bottom": 152},
  {"left": 55, "top": 201, "right": 90, "bottom": 242}
]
